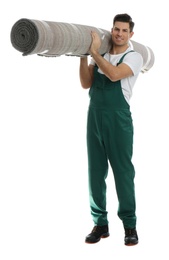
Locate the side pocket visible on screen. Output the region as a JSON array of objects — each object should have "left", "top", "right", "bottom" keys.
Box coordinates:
[{"left": 116, "top": 110, "right": 133, "bottom": 133}]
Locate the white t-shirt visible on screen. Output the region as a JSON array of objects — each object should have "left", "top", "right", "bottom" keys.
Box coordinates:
[{"left": 90, "top": 47, "right": 143, "bottom": 104}]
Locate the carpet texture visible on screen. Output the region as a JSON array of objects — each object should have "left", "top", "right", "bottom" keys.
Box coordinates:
[{"left": 10, "top": 18, "right": 155, "bottom": 72}]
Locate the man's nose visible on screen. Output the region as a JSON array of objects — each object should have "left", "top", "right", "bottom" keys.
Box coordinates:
[{"left": 117, "top": 30, "right": 122, "bottom": 36}]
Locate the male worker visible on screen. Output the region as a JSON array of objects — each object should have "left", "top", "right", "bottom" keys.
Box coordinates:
[{"left": 79, "top": 13, "right": 143, "bottom": 246}]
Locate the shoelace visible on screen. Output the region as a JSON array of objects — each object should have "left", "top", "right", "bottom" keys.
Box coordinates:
[
  {"left": 125, "top": 229, "right": 137, "bottom": 236},
  {"left": 91, "top": 225, "right": 107, "bottom": 234},
  {"left": 92, "top": 226, "right": 101, "bottom": 233}
]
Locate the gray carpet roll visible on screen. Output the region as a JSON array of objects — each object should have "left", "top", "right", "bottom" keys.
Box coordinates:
[
  {"left": 10, "top": 19, "right": 39, "bottom": 56},
  {"left": 10, "top": 18, "right": 155, "bottom": 72},
  {"left": 10, "top": 18, "right": 112, "bottom": 57}
]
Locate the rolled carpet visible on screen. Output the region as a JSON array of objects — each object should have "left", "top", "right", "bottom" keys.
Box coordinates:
[
  {"left": 10, "top": 18, "right": 155, "bottom": 72},
  {"left": 10, "top": 18, "right": 112, "bottom": 57}
]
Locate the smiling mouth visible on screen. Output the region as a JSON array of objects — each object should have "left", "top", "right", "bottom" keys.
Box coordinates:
[{"left": 116, "top": 37, "right": 123, "bottom": 41}]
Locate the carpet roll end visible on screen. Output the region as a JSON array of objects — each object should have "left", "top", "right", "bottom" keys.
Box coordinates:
[{"left": 10, "top": 18, "right": 39, "bottom": 56}]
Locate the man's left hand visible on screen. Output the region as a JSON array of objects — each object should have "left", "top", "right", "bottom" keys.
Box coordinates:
[{"left": 89, "top": 31, "right": 101, "bottom": 55}]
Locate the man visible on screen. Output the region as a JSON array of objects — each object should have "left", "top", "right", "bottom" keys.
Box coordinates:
[{"left": 79, "top": 13, "right": 143, "bottom": 246}]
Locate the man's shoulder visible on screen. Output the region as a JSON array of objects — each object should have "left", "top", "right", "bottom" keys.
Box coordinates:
[{"left": 124, "top": 49, "right": 143, "bottom": 62}]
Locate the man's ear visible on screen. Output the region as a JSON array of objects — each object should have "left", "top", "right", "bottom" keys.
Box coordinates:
[{"left": 130, "top": 32, "right": 134, "bottom": 39}]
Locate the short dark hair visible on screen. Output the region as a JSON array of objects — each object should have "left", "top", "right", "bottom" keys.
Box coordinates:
[{"left": 113, "top": 13, "right": 135, "bottom": 32}]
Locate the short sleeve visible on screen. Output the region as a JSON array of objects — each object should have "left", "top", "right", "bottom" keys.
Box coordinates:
[{"left": 123, "top": 52, "right": 143, "bottom": 75}]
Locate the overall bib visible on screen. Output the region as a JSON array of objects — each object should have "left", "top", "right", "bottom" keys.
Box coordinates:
[{"left": 87, "top": 52, "right": 136, "bottom": 229}]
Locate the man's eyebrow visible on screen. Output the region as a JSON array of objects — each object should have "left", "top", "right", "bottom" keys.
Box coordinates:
[{"left": 114, "top": 26, "right": 129, "bottom": 31}]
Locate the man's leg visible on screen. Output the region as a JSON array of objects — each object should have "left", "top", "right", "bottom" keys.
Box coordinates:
[
  {"left": 103, "top": 110, "right": 137, "bottom": 229},
  {"left": 87, "top": 108, "right": 109, "bottom": 226}
]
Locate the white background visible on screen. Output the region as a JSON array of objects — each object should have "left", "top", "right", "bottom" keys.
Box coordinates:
[{"left": 0, "top": 1, "right": 168, "bottom": 259}]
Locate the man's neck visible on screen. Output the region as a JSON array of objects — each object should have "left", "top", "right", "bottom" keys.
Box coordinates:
[{"left": 109, "top": 44, "right": 129, "bottom": 55}]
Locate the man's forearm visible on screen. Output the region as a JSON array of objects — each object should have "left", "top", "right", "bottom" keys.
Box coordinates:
[
  {"left": 90, "top": 51, "right": 117, "bottom": 81},
  {"left": 79, "top": 57, "right": 92, "bottom": 89}
]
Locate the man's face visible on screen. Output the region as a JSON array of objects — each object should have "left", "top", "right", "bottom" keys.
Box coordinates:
[{"left": 111, "top": 21, "right": 134, "bottom": 46}]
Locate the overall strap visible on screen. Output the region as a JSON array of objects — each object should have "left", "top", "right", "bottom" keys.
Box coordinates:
[
  {"left": 94, "top": 53, "right": 105, "bottom": 68},
  {"left": 94, "top": 50, "right": 134, "bottom": 67},
  {"left": 117, "top": 50, "right": 134, "bottom": 65}
]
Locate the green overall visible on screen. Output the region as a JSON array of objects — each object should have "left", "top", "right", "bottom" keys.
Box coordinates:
[{"left": 87, "top": 52, "right": 136, "bottom": 229}]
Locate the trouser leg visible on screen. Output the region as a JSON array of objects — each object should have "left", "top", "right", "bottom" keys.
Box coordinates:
[
  {"left": 87, "top": 108, "right": 109, "bottom": 225},
  {"left": 114, "top": 162, "right": 136, "bottom": 229},
  {"left": 103, "top": 110, "right": 136, "bottom": 228}
]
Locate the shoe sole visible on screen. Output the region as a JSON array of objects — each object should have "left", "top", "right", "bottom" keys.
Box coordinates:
[
  {"left": 85, "top": 233, "right": 110, "bottom": 244},
  {"left": 125, "top": 242, "right": 138, "bottom": 246}
]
